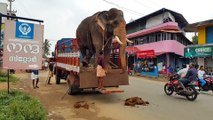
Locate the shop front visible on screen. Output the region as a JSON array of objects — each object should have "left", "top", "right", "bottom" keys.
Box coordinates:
[
  {"left": 184, "top": 45, "right": 213, "bottom": 75},
  {"left": 126, "top": 40, "right": 188, "bottom": 77},
  {"left": 135, "top": 50, "right": 158, "bottom": 77}
]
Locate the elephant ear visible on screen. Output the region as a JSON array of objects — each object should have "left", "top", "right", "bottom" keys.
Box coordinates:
[{"left": 95, "top": 11, "right": 108, "bottom": 31}]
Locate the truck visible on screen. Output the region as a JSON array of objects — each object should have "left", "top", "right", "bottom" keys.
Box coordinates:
[{"left": 54, "top": 38, "right": 129, "bottom": 94}]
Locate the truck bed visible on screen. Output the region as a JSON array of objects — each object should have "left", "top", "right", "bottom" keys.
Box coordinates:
[{"left": 79, "top": 68, "right": 129, "bottom": 88}]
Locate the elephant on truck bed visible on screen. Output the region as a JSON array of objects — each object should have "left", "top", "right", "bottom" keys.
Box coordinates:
[{"left": 76, "top": 8, "right": 132, "bottom": 73}]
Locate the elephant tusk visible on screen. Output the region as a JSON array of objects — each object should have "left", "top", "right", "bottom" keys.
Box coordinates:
[
  {"left": 115, "top": 36, "right": 123, "bottom": 45},
  {"left": 126, "top": 38, "right": 133, "bottom": 43}
]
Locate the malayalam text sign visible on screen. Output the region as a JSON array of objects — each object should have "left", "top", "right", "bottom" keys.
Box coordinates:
[
  {"left": 3, "top": 20, "right": 44, "bottom": 70},
  {"left": 184, "top": 46, "right": 213, "bottom": 58}
]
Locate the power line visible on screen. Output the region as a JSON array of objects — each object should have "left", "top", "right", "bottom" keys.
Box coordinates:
[
  {"left": 102, "top": 0, "right": 145, "bottom": 16},
  {"left": 143, "top": 0, "right": 163, "bottom": 8},
  {"left": 133, "top": 0, "right": 155, "bottom": 10},
  {"left": 14, "top": 0, "right": 32, "bottom": 18}
]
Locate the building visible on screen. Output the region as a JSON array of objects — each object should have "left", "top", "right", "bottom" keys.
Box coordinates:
[
  {"left": 0, "top": 2, "right": 16, "bottom": 66},
  {"left": 184, "top": 19, "right": 213, "bottom": 75},
  {"left": 125, "top": 8, "right": 192, "bottom": 74},
  {"left": 0, "top": 2, "right": 8, "bottom": 65}
]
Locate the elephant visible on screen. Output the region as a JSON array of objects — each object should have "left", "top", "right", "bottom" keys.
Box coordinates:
[{"left": 76, "top": 8, "right": 132, "bottom": 73}]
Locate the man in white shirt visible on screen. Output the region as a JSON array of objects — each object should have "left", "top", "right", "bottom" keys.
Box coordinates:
[{"left": 177, "top": 64, "right": 189, "bottom": 78}]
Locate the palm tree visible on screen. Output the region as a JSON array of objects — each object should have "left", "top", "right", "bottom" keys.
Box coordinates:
[{"left": 43, "top": 39, "right": 51, "bottom": 58}]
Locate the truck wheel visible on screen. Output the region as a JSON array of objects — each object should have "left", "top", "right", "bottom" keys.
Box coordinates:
[
  {"left": 68, "top": 85, "right": 77, "bottom": 95},
  {"left": 56, "top": 74, "right": 61, "bottom": 84},
  {"left": 67, "top": 74, "right": 75, "bottom": 95},
  {"left": 67, "top": 74, "right": 80, "bottom": 95}
]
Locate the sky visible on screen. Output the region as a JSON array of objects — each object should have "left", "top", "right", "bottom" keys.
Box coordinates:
[{"left": 1, "top": 0, "right": 213, "bottom": 52}]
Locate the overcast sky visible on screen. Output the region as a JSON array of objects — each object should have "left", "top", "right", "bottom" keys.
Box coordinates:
[{"left": 2, "top": 0, "right": 213, "bottom": 52}]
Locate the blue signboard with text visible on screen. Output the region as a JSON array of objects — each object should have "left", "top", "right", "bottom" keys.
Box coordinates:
[{"left": 15, "top": 21, "right": 34, "bottom": 40}]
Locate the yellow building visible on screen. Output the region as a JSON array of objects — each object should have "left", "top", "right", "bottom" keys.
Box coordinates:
[{"left": 185, "top": 19, "right": 213, "bottom": 75}]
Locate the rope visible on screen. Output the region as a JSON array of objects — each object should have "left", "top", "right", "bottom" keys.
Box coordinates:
[{"left": 101, "top": 33, "right": 111, "bottom": 52}]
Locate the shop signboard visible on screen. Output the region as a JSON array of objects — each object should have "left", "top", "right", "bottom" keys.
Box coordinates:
[
  {"left": 2, "top": 20, "right": 44, "bottom": 70},
  {"left": 136, "top": 50, "right": 155, "bottom": 58},
  {"left": 184, "top": 46, "right": 213, "bottom": 58}
]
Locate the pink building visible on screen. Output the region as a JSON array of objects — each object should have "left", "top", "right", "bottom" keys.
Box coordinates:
[{"left": 126, "top": 8, "right": 192, "bottom": 73}]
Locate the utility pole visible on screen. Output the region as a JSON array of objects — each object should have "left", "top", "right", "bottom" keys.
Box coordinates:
[
  {"left": 6, "top": 0, "right": 15, "bottom": 94},
  {"left": 8, "top": 0, "right": 16, "bottom": 16}
]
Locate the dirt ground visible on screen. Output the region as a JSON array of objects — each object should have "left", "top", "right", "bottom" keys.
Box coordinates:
[
  {"left": 1, "top": 70, "right": 118, "bottom": 120},
  {"left": 4, "top": 70, "right": 210, "bottom": 120},
  {"left": 0, "top": 70, "right": 166, "bottom": 120}
]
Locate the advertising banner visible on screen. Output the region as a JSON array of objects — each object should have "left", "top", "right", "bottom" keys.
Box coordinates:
[
  {"left": 136, "top": 50, "right": 155, "bottom": 58},
  {"left": 184, "top": 46, "right": 213, "bottom": 58},
  {"left": 2, "top": 20, "right": 44, "bottom": 70}
]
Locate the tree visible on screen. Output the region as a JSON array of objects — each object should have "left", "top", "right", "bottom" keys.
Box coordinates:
[
  {"left": 43, "top": 39, "right": 51, "bottom": 58},
  {"left": 192, "top": 35, "right": 198, "bottom": 44}
]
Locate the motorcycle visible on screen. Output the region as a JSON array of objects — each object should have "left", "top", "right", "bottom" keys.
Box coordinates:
[
  {"left": 198, "top": 76, "right": 213, "bottom": 92},
  {"left": 164, "top": 74, "right": 199, "bottom": 101}
]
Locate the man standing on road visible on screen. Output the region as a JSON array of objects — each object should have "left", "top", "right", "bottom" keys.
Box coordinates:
[
  {"left": 31, "top": 69, "right": 39, "bottom": 89},
  {"left": 47, "top": 61, "right": 55, "bottom": 85}
]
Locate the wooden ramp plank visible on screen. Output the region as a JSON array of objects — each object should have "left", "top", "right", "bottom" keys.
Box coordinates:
[{"left": 97, "top": 87, "right": 124, "bottom": 94}]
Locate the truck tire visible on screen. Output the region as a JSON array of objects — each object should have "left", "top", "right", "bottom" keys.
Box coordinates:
[
  {"left": 67, "top": 74, "right": 81, "bottom": 95},
  {"left": 56, "top": 74, "right": 61, "bottom": 84},
  {"left": 68, "top": 85, "right": 77, "bottom": 95}
]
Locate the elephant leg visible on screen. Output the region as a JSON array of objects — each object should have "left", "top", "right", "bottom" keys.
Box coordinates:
[
  {"left": 85, "top": 49, "right": 94, "bottom": 66},
  {"left": 83, "top": 45, "right": 95, "bottom": 67},
  {"left": 80, "top": 47, "right": 88, "bottom": 67}
]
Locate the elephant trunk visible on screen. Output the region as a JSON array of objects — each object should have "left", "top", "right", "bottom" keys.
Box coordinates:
[{"left": 114, "top": 22, "right": 127, "bottom": 73}]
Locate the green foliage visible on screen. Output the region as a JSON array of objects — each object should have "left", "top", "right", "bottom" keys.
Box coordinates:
[
  {"left": 192, "top": 35, "right": 198, "bottom": 44},
  {"left": 0, "top": 70, "right": 7, "bottom": 77},
  {"left": 43, "top": 39, "right": 51, "bottom": 58},
  {"left": 0, "top": 70, "right": 18, "bottom": 83},
  {"left": 0, "top": 90, "right": 47, "bottom": 120}
]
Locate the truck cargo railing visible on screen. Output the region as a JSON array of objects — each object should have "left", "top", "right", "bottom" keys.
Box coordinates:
[{"left": 55, "top": 38, "right": 81, "bottom": 73}]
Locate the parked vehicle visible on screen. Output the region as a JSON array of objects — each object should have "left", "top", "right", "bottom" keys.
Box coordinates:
[
  {"left": 198, "top": 76, "right": 213, "bottom": 92},
  {"left": 164, "top": 74, "right": 199, "bottom": 101},
  {"left": 54, "top": 38, "right": 129, "bottom": 95}
]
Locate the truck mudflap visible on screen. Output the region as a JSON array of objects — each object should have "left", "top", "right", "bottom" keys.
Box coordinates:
[
  {"left": 79, "top": 68, "right": 129, "bottom": 89},
  {"left": 97, "top": 87, "right": 124, "bottom": 94}
]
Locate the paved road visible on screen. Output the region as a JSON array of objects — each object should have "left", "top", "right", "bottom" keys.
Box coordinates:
[{"left": 14, "top": 71, "right": 213, "bottom": 120}]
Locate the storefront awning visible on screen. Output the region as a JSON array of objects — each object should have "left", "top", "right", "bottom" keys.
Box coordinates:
[
  {"left": 126, "top": 22, "right": 179, "bottom": 39},
  {"left": 155, "top": 51, "right": 167, "bottom": 56},
  {"left": 135, "top": 40, "right": 185, "bottom": 56}
]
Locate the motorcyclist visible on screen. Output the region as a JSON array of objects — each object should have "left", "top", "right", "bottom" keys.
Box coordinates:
[
  {"left": 198, "top": 65, "right": 206, "bottom": 87},
  {"left": 178, "top": 63, "right": 198, "bottom": 92},
  {"left": 177, "top": 64, "right": 189, "bottom": 78}
]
